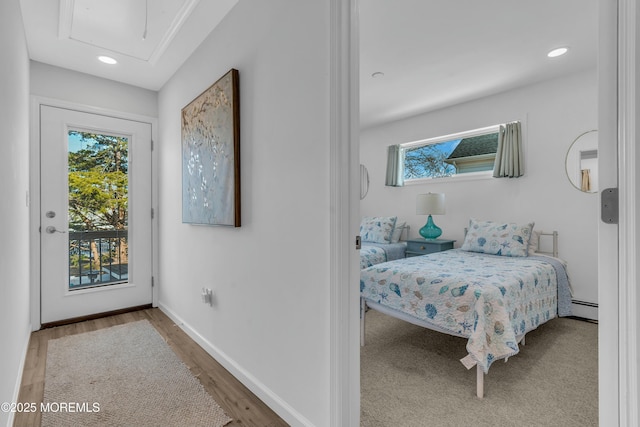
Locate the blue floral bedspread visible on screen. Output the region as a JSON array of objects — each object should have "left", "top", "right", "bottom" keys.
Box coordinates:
[
  {"left": 360, "top": 243, "right": 407, "bottom": 269},
  {"left": 360, "top": 249, "right": 571, "bottom": 373},
  {"left": 360, "top": 246, "right": 388, "bottom": 269}
]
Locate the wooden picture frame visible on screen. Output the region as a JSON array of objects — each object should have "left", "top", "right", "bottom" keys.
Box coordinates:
[{"left": 181, "top": 69, "right": 240, "bottom": 226}]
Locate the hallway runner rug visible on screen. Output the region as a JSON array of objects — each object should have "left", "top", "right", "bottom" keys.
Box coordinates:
[{"left": 41, "top": 319, "right": 232, "bottom": 427}]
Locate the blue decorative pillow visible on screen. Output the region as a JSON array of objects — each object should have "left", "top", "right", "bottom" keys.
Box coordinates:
[
  {"left": 461, "top": 219, "right": 534, "bottom": 257},
  {"left": 360, "top": 216, "right": 397, "bottom": 244}
]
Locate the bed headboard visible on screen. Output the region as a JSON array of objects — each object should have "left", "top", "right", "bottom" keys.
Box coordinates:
[
  {"left": 535, "top": 231, "right": 559, "bottom": 258},
  {"left": 400, "top": 225, "right": 410, "bottom": 241}
]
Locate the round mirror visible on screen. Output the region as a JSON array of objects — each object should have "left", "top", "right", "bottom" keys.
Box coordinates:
[
  {"left": 565, "top": 130, "right": 598, "bottom": 193},
  {"left": 360, "top": 164, "right": 370, "bottom": 200}
]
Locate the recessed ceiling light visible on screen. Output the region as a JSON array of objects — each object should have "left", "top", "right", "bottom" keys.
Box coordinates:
[
  {"left": 547, "top": 47, "right": 568, "bottom": 58},
  {"left": 98, "top": 56, "right": 118, "bottom": 65},
  {"left": 371, "top": 71, "right": 385, "bottom": 78}
]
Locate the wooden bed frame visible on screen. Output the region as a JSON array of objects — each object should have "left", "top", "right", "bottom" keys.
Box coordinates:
[{"left": 360, "top": 231, "right": 560, "bottom": 399}]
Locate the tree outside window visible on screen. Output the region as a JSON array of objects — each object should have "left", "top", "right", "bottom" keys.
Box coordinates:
[
  {"left": 68, "top": 131, "right": 128, "bottom": 276},
  {"left": 402, "top": 131, "right": 499, "bottom": 180}
]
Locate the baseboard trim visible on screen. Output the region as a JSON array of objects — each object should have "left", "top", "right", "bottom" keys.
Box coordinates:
[
  {"left": 571, "top": 301, "right": 598, "bottom": 321},
  {"left": 572, "top": 299, "right": 599, "bottom": 308},
  {"left": 7, "top": 323, "right": 32, "bottom": 427},
  {"left": 158, "top": 302, "right": 314, "bottom": 427}
]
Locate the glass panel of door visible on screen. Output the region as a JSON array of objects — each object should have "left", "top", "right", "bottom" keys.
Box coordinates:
[{"left": 67, "top": 130, "right": 129, "bottom": 290}]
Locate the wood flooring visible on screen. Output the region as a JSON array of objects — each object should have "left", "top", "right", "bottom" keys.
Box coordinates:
[{"left": 13, "top": 308, "right": 288, "bottom": 427}]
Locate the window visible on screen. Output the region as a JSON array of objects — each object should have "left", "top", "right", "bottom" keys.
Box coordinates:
[{"left": 401, "top": 125, "right": 500, "bottom": 181}]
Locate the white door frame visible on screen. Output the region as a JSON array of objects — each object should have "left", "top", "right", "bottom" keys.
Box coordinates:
[
  {"left": 29, "top": 96, "right": 159, "bottom": 331},
  {"left": 599, "top": 0, "right": 639, "bottom": 424},
  {"left": 329, "top": 0, "right": 360, "bottom": 425},
  {"left": 329, "top": 0, "right": 638, "bottom": 425},
  {"left": 613, "top": 0, "right": 638, "bottom": 424},
  {"left": 598, "top": 0, "right": 622, "bottom": 424}
]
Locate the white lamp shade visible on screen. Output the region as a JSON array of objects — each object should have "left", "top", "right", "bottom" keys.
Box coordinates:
[{"left": 416, "top": 193, "right": 445, "bottom": 215}]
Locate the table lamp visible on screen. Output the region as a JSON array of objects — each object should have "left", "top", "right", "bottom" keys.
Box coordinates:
[{"left": 416, "top": 193, "right": 445, "bottom": 239}]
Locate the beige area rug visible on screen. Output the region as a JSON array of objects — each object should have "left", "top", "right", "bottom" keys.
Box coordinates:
[
  {"left": 42, "top": 320, "right": 232, "bottom": 427},
  {"left": 361, "top": 310, "right": 598, "bottom": 427}
]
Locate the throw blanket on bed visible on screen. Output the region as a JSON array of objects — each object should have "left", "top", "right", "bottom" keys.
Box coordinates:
[
  {"left": 360, "top": 245, "right": 388, "bottom": 269},
  {"left": 360, "top": 249, "right": 571, "bottom": 373},
  {"left": 360, "top": 243, "right": 407, "bottom": 269}
]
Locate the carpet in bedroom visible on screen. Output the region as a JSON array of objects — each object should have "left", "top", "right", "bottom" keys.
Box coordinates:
[{"left": 360, "top": 310, "right": 598, "bottom": 427}]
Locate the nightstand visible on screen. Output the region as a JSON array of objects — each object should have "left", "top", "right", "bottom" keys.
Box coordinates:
[{"left": 405, "top": 238, "right": 455, "bottom": 257}]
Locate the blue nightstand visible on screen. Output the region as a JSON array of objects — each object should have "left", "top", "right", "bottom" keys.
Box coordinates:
[{"left": 405, "top": 238, "right": 455, "bottom": 257}]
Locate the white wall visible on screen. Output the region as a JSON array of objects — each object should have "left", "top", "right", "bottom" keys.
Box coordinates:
[
  {"left": 157, "top": 1, "right": 330, "bottom": 425},
  {"left": 30, "top": 61, "right": 158, "bottom": 118},
  {"left": 0, "top": 1, "right": 32, "bottom": 426},
  {"left": 360, "top": 69, "right": 599, "bottom": 318}
]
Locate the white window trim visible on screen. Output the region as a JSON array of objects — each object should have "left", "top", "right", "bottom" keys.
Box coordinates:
[
  {"left": 400, "top": 124, "right": 503, "bottom": 182},
  {"left": 403, "top": 170, "right": 494, "bottom": 185},
  {"left": 400, "top": 124, "right": 501, "bottom": 150}
]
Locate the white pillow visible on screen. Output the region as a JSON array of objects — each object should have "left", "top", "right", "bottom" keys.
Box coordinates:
[
  {"left": 390, "top": 221, "right": 406, "bottom": 243},
  {"left": 528, "top": 230, "right": 541, "bottom": 254},
  {"left": 461, "top": 218, "right": 534, "bottom": 257},
  {"left": 360, "top": 216, "right": 397, "bottom": 244}
]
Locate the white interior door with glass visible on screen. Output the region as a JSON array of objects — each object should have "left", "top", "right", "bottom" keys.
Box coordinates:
[{"left": 40, "top": 105, "right": 153, "bottom": 324}]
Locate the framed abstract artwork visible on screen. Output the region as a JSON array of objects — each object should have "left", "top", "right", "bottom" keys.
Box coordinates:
[{"left": 181, "top": 69, "right": 240, "bottom": 226}]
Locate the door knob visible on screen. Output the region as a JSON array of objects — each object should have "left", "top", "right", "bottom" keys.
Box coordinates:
[{"left": 45, "top": 226, "right": 66, "bottom": 234}]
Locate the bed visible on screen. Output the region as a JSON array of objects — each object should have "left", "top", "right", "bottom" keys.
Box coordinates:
[
  {"left": 359, "top": 216, "right": 408, "bottom": 269},
  {"left": 360, "top": 219, "right": 572, "bottom": 398},
  {"left": 360, "top": 242, "right": 407, "bottom": 269}
]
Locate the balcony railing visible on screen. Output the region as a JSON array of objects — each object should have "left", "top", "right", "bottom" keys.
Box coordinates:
[{"left": 68, "top": 230, "right": 128, "bottom": 290}]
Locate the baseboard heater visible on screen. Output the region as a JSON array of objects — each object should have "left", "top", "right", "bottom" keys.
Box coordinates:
[{"left": 572, "top": 299, "right": 598, "bottom": 308}]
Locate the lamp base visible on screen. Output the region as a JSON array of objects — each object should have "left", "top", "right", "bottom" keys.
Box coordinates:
[{"left": 419, "top": 215, "right": 442, "bottom": 239}]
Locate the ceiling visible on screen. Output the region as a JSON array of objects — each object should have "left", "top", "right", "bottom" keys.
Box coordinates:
[
  {"left": 359, "top": 0, "right": 598, "bottom": 128},
  {"left": 19, "top": 1, "right": 598, "bottom": 127},
  {"left": 19, "top": 0, "right": 238, "bottom": 90}
]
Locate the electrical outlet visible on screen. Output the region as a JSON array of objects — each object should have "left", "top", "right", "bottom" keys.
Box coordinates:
[{"left": 201, "top": 288, "right": 213, "bottom": 306}]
